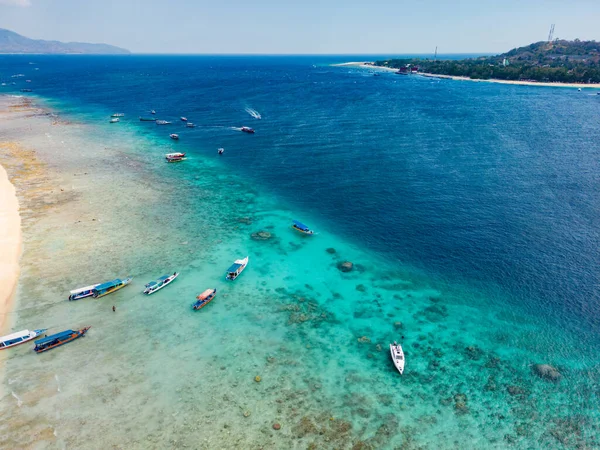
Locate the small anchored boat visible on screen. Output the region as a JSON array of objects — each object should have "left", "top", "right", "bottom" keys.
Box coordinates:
[
  {"left": 192, "top": 288, "right": 217, "bottom": 310},
  {"left": 186, "top": 122, "right": 196, "bottom": 128},
  {"left": 218, "top": 148, "right": 224, "bottom": 155},
  {"left": 143, "top": 272, "right": 179, "bottom": 295},
  {"left": 151, "top": 110, "right": 156, "bottom": 114},
  {"left": 241, "top": 126, "right": 255, "bottom": 134},
  {"left": 92, "top": 277, "right": 132, "bottom": 298},
  {"left": 68, "top": 284, "right": 100, "bottom": 301},
  {"left": 170, "top": 133, "right": 179, "bottom": 140},
  {"left": 1, "top": 329, "right": 47, "bottom": 351},
  {"left": 165, "top": 152, "right": 186, "bottom": 162},
  {"left": 33, "top": 327, "right": 90, "bottom": 353},
  {"left": 111, "top": 113, "right": 125, "bottom": 118},
  {"left": 110, "top": 118, "right": 119, "bottom": 123},
  {"left": 225, "top": 256, "right": 248, "bottom": 281},
  {"left": 180, "top": 117, "right": 188, "bottom": 122},
  {"left": 292, "top": 220, "right": 314, "bottom": 235},
  {"left": 139, "top": 117, "right": 155, "bottom": 121},
  {"left": 390, "top": 341, "right": 405, "bottom": 374},
  {"left": 20, "top": 88, "right": 32, "bottom": 92},
  {"left": 156, "top": 120, "right": 171, "bottom": 125}
]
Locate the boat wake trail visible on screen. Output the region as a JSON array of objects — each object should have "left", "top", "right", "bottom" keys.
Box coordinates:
[
  {"left": 244, "top": 107, "right": 262, "bottom": 120},
  {"left": 55, "top": 374, "right": 61, "bottom": 392},
  {"left": 11, "top": 391, "right": 23, "bottom": 407},
  {"left": 230, "top": 127, "right": 243, "bottom": 132}
]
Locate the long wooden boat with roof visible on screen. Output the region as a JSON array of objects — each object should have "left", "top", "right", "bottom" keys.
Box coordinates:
[
  {"left": 1, "top": 329, "right": 47, "bottom": 351},
  {"left": 292, "top": 220, "right": 315, "bottom": 235},
  {"left": 225, "top": 256, "right": 248, "bottom": 281},
  {"left": 92, "top": 277, "right": 132, "bottom": 298},
  {"left": 192, "top": 288, "right": 217, "bottom": 310},
  {"left": 143, "top": 272, "right": 179, "bottom": 295},
  {"left": 33, "top": 327, "right": 90, "bottom": 353},
  {"left": 390, "top": 341, "right": 405, "bottom": 374},
  {"left": 68, "top": 284, "right": 100, "bottom": 301}
]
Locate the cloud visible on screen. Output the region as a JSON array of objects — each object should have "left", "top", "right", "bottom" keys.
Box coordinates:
[{"left": 0, "top": 0, "right": 32, "bottom": 6}]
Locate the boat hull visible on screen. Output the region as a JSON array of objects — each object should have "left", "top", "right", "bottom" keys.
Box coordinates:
[
  {"left": 144, "top": 273, "right": 179, "bottom": 295},
  {"left": 93, "top": 277, "right": 132, "bottom": 298},
  {"left": 0, "top": 329, "right": 47, "bottom": 351},
  {"left": 34, "top": 327, "right": 90, "bottom": 353},
  {"left": 390, "top": 344, "right": 405, "bottom": 374}
]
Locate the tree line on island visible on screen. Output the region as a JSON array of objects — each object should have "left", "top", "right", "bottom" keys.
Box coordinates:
[{"left": 375, "top": 40, "right": 600, "bottom": 84}]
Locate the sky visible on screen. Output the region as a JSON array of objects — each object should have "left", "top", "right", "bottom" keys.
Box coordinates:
[{"left": 0, "top": 0, "right": 599, "bottom": 54}]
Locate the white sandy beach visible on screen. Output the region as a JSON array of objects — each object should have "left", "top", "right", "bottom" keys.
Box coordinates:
[
  {"left": 0, "top": 163, "right": 21, "bottom": 336},
  {"left": 336, "top": 61, "right": 600, "bottom": 88}
]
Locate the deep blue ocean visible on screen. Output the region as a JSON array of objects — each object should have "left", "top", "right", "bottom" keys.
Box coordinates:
[
  {"left": 1, "top": 54, "right": 599, "bottom": 448},
  {"left": 4, "top": 54, "right": 597, "bottom": 332}
]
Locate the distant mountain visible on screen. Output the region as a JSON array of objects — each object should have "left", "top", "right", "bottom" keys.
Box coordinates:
[{"left": 0, "top": 28, "right": 130, "bottom": 54}]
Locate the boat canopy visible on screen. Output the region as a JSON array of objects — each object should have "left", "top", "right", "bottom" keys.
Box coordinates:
[
  {"left": 157, "top": 275, "right": 171, "bottom": 282},
  {"left": 293, "top": 220, "right": 310, "bottom": 231},
  {"left": 34, "top": 330, "right": 74, "bottom": 346},
  {"left": 198, "top": 289, "right": 214, "bottom": 299},
  {"left": 227, "top": 263, "right": 243, "bottom": 273},
  {"left": 94, "top": 279, "right": 123, "bottom": 291},
  {"left": 1, "top": 330, "right": 31, "bottom": 342},
  {"left": 69, "top": 285, "right": 98, "bottom": 295}
]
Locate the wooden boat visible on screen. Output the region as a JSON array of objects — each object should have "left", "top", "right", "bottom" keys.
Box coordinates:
[
  {"left": 92, "top": 277, "right": 132, "bottom": 298},
  {"left": 68, "top": 284, "right": 100, "bottom": 301},
  {"left": 241, "top": 126, "right": 255, "bottom": 134},
  {"left": 170, "top": 133, "right": 179, "bottom": 140},
  {"left": 110, "top": 118, "right": 119, "bottom": 123},
  {"left": 225, "top": 256, "right": 248, "bottom": 281},
  {"left": 1, "top": 329, "right": 47, "bottom": 351},
  {"left": 390, "top": 342, "right": 405, "bottom": 374},
  {"left": 292, "top": 220, "right": 314, "bottom": 235},
  {"left": 143, "top": 272, "right": 179, "bottom": 295},
  {"left": 192, "top": 288, "right": 217, "bottom": 310},
  {"left": 139, "top": 117, "right": 155, "bottom": 121},
  {"left": 33, "top": 327, "right": 90, "bottom": 353},
  {"left": 165, "top": 152, "right": 186, "bottom": 162},
  {"left": 111, "top": 113, "right": 125, "bottom": 118}
]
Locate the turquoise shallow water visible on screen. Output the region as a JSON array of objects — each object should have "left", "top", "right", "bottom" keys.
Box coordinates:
[{"left": 0, "top": 56, "right": 599, "bottom": 449}]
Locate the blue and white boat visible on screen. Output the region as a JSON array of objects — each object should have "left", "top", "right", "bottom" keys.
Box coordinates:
[
  {"left": 192, "top": 288, "right": 217, "bottom": 310},
  {"left": 92, "top": 277, "right": 132, "bottom": 298},
  {"left": 143, "top": 272, "right": 179, "bottom": 295},
  {"left": 68, "top": 284, "right": 100, "bottom": 301},
  {"left": 0, "top": 329, "right": 47, "bottom": 351},
  {"left": 33, "top": 327, "right": 90, "bottom": 353},
  {"left": 292, "top": 220, "right": 314, "bottom": 235},
  {"left": 225, "top": 256, "right": 248, "bottom": 281}
]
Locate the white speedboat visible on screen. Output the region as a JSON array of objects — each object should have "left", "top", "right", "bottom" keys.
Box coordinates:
[
  {"left": 218, "top": 148, "right": 224, "bottom": 155},
  {"left": 225, "top": 256, "right": 248, "bottom": 280},
  {"left": 170, "top": 133, "right": 179, "bottom": 140},
  {"left": 180, "top": 117, "right": 188, "bottom": 122},
  {"left": 186, "top": 123, "right": 196, "bottom": 128},
  {"left": 156, "top": 120, "right": 171, "bottom": 125},
  {"left": 143, "top": 272, "right": 179, "bottom": 295},
  {"left": 165, "top": 152, "right": 186, "bottom": 162},
  {"left": 111, "top": 113, "right": 125, "bottom": 118},
  {"left": 390, "top": 342, "right": 405, "bottom": 374},
  {"left": 110, "top": 118, "right": 119, "bottom": 123},
  {"left": 1, "top": 328, "right": 47, "bottom": 350}
]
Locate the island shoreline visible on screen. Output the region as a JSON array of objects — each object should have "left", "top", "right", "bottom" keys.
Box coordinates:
[{"left": 334, "top": 62, "right": 600, "bottom": 89}]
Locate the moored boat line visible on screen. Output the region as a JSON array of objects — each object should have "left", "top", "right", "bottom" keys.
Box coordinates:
[
  {"left": 0, "top": 329, "right": 48, "bottom": 350},
  {"left": 33, "top": 327, "right": 90, "bottom": 353}
]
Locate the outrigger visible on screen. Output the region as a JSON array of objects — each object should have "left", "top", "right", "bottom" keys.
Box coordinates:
[
  {"left": 68, "top": 284, "right": 100, "bottom": 301},
  {"left": 292, "top": 220, "right": 315, "bottom": 235},
  {"left": 192, "top": 288, "right": 217, "bottom": 310},
  {"left": 92, "top": 277, "right": 132, "bottom": 298},
  {"left": 1, "top": 329, "right": 48, "bottom": 350},
  {"left": 225, "top": 256, "right": 248, "bottom": 281},
  {"left": 143, "top": 272, "right": 179, "bottom": 295},
  {"left": 33, "top": 327, "right": 90, "bottom": 353}
]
